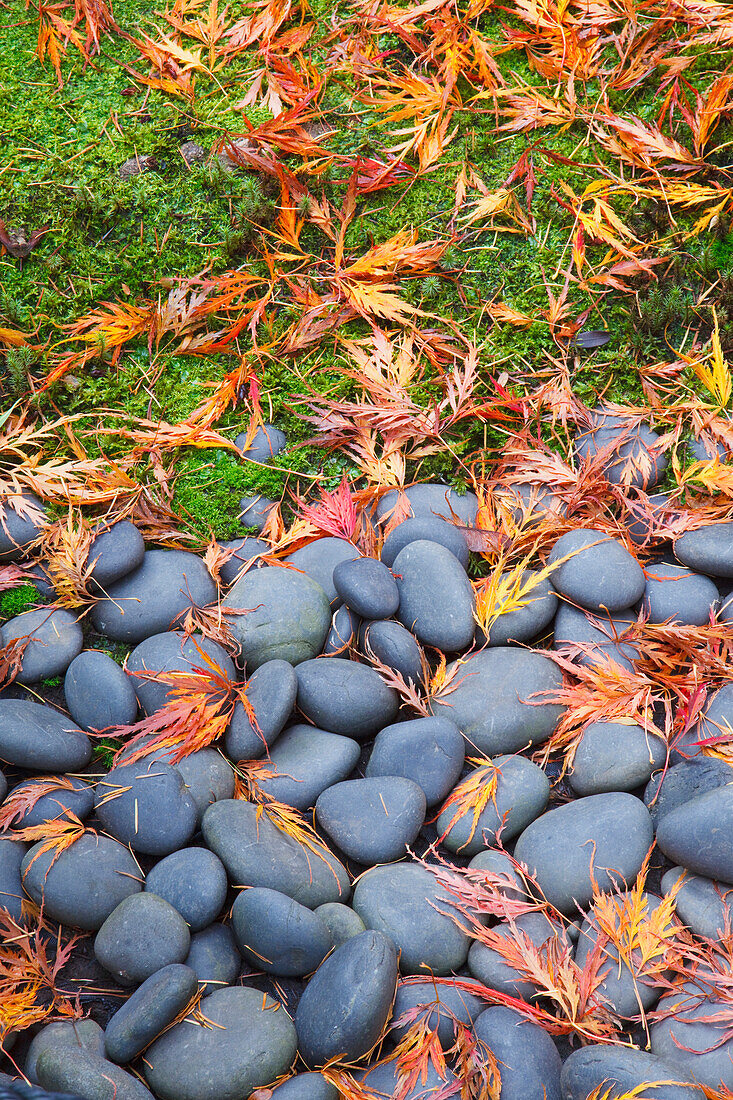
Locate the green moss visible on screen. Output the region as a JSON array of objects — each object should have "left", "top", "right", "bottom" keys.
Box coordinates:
[{"left": 0, "top": 585, "right": 42, "bottom": 621}]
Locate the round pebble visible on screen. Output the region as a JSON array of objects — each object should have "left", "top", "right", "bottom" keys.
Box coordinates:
[
  {"left": 87, "top": 520, "right": 145, "bottom": 591},
  {"left": 271, "top": 1073, "right": 338, "bottom": 1100},
  {"left": 390, "top": 979, "right": 484, "bottom": 1049},
  {"left": 239, "top": 494, "right": 276, "bottom": 531},
  {"left": 295, "top": 657, "right": 399, "bottom": 739},
  {"left": 478, "top": 569, "right": 558, "bottom": 646},
  {"left": 553, "top": 601, "right": 638, "bottom": 671},
  {"left": 0, "top": 836, "right": 27, "bottom": 922},
  {"left": 468, "top": 912, "right": 568, "bottom": 1001},
  {"left": 574, "top": 409, "right": 667, "bottom": 488},
  {"left": 225, "top": 659, "right": 297, "bottom": 760},
  {"left": 94, "top": 892, "right": 191, "bottom": 986},
  {"left": 36, "top": 1046, "right": 155, "bottom": 1100},
  {"left": 95, "top": 760, "right": 198, "bottom": 856},
  {"left": 332, "top": 556, "right": 399, "bottom": 619},
  {"left": 104, "top": 963, "right": 198, "bottom": 1064},
  {"left": 642, "top": 561, "right": 719, "bottom": 625},
  {"left": 7, "top": 775, "right": 94, "bottom": 828},
  {"left": 360, "top": 619, "right": 423, "bottom": 683},
  {"left": 375, "top": 484, "right": 478, "bottom": 526},
  {"left": 548, "top": 528, "right": 645, "bottom": 612},
  {"left": 64, "top": 650, "right": 138, "bottom": 731},
  {"left": 323, "top": 604, "right": 358, "bottom": 655},
  {"left": 657, "top": 784, "right": 733, "bottom": 883},
  {"left": 315, "top": 776, "right": 426, "bottom": 864},
  {"left": 661, "top": 865, "right": 733, "bottom": 939},
  {"left": 26, "top": 1019, "right": 106, "bottom": 1083},
  {"left": 253, "top": 723, "right": 360, "bottom": 810},
  {"left": 473, "top": 1005, "right": 562, "bottom": 1100},
  {"left": 236, "top": 422, "right": 286, "bottom": 462},
  {"left": 366, "top": 716, "right": 464, "bottom": 807},
  {"left": 380, "top": 515, "right": 469, "bottom": 569},
  {"left": 184, "top": 923, "right": 241, "bottom": 996},
  {"left": 0, "top": 607, "right": 83, "bottom": 682},
  {"left": 568, "top": 721, "right": 667, "bottom": 796},
  {"left": 285, "top": 537, "right": 360, "bottom": 606},
  {"left": 393, "top": 540, "right": 475, "bottom": 651},
  {"left": 560, "top": 1044, "right": 703, "bottom": 1099},
  {"left": 231, "top": 886, "right": 332, "bottom": 976},
  {"left": 675, "top": 521, "right": 733, "bottom": 577},
  {"left": 126, "top": 631, "right": 236, "bottom": 715},
  {"left": 0, "top": 699, "right": 91, "bottom": 771},
  {"left": 314, "top": 902, "right": 365, "bottom": 948},
  {"left": 216, "top": 536, "right": 269, "bottom": 586},
  {"left": 145, "top": 848, "right": 228, "bottom": 930}
]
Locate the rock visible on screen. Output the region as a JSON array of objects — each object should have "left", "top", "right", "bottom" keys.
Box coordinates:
[
  {"left": 547, "top": 528, "right": 645, "bottom": 612},
  {"left": 271, "top": 1073, "right": 338, "bottom": 1100},
  {"left": 360, "top": 619, "right": 423, "bottom": 683},
  {"left": 1, "top": 607, "right": 83, "bottom": 682},
  {"left": 574, "top": 408, "right": 667, "bottom": 488},
  {"left": 0, "top": 836, "right": 27, "bottom": 921},
  {"left": 513, "top": 793, "right": 654, "bottom": 913},
  {"left": 661, "top": 865, "right": 733, "bottom": 938},
  {"left": 286, "top": 537, "right": 360, "bottom": 606},
  {"left": 222, "top": 566, "right": 331, "bottom": 669},
  {"left": 216, "top": 536, "right": 269, "bottom": 586},
  {"left": 239, "top": 494, "right": 277, "bottom": 531},
  {"left": 145, "top": 848, "right": 228, "bottom": 930},
  {"left": 91, "top": 551, "right": 216, "bottom": 644},
  {"left": 625, "top": 489, "right": 674, "bottom": 547},
  {"left": 431, "top": 648, "right": 564, "bottom": 756},
  {"left": 174, "top": 749, "right": 235, "bottom": 823},
  {"left": 467, "top": 912, "right": 568, "bottom": 1001},
  {"left": 472, "top": 1006, "right": 562, "bottom": 1100},
  {"left": 119, "top": 154, "right": 155, "bottom": 179},
  {"left": 184, "top": 923, "right": 241, "bottom": 996},
  {"left": 254, "top": 724, "right": 360, "bottom": 810},
  {"left": 26, "top": 1020, "right": 105, "bottom": 1083},
  {"left": 225, "top": 659, "right": 297, "bottom": 760},
  {"left": 95, "top": 760, "right": 198, "bottom": 856},
  {"left": 352, "top": 863, "right": 469, "bottom": 975},
  {"left": 642, "top": 561, "right": 719, "bottom": 625},
  {"left": 393, "top": 540, "right": 475, "bottom": 651},
  {"left": 390, "top": 979, "right": 484, "bottom": 1049},
  {"left": 478, "top": 570, "right": 557, "bottom": 646},
  {"left": 315, "top": 777, "right": 426, "bottom": 864},
  {"left": 37, "top": 1046, "right": 155, "bottom": 1100},
  {"left": 323, "top": 604, "right": 358, "bottom": 655},
  {"left": 0, "top": 767, "right": 5, "bottom": 803},
  {"left": 231, "top": 886, "right": 332, "bottom": 976},
  {"left": 689, "top": 432, "right": 729, "bottom": 463},
  {"left": 568, "top": 721, "right": 667, "bottom": 796},
  {"left": 332, "top": 557, "right": 399, "bottom": 620},
  {"left": 468, "top": 848, "right": 527, "bottom": 901},
  {"left": 651, "top": 983, "right": 733, "bottom": 1088},
  {"left": 126, "top": 631, "right": 236, "bottom": 715},
  {"left": 217, "top": 136, "right": 258, "bottom": 172},
  {"left": 553, "top": 602, "right": 638, "bottom": 671},
  {"left": 144, "top": 985, "right": 298, "bottom": 1100},
  {"left": 0, "top": 492, "right": 46, "bottom": 561},
  {"left": 381, "top": 515, "right": 469, "bottom": 568},
  {"left": 675, "top": 521, "right": 733, "bottom": 577},
  {"left": 677, "top": 682, "right": 733, "bottom": 760},
  {"left": 0, "top": 698, "right": 91, "bottom": 771},
  {"left": 21, "top": 832, "right": 142, "bottom": 930},
  {"left": 295, "top": 931, "right": 397, "bottom": 1067},
  {"left": 8, "top": 775, "right": 94, "bottom": 828},
  {"left": 87, "top": 520, "right": 145, "bottom": 591},
  {"left": 375, "top": 484, "right": 478, "bottom": 527},
  {"left": 64, "top": 650, "right": 138, "bottom": 731},
  {"left": 495, "top": 481, "right": 565, "bottom": 524},
  {"left": 295, "top": 657, "right": 399, "bottom": 739},
  {"left": 560, "top": 1045, "right": 703, "bottom": 1100},
  {"left": 357, "top": 1060, "right": 457, "bottom": 1098},
  {"left": 657, "top": 785, "right": 733, "bottom": 882},
  {"left": 94, "top": 893, "right": 191, "bottom": 986},
  {"left": 314, "top": 902, "right": 365, "bottom": 948},
  {"left": 202, "top": 799, "right": 350, "bottom": 907},
  {"left": 436, "top": 755, "right": 550, "bottom": 856},
  {"left": 180, "top": 140, "right": 206, "bottom": 164},
  {"left": 235, "top": 422, "right": 287, "bottom": 462},
  {"left": 366, "top": 716, "right": 464, "bottom": 807},
  {"left": 104, "top": 964, "right": 198, "bottom": 1064}
]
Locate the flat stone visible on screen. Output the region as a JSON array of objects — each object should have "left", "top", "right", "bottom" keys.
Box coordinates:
[
  {"left": 37, "top": 1046, "right": 154, "bottom": 1100},
  {"left": 184, "top": 923, "right": 241, "bottom": 996},
  {"left": 8, "top": 775, "right": 94, "bottom": 828},
  {"left": 64, "top": 650, "right": 138, "bottom": 731},
  {"left": 393, "top": 540, "right": 475, "bottom": 651},
  {"left": 295, "top": 657, "right": 399, "bottom": 739},
  {"left": 360, "top": 619, "right": 423, "bottom": 683},
  {"left": 548, "top": 528, "right": 645, "bottom": 612},
  {"left": 675, "top": 521, "right": 733, "bottom": 577},
  {"left": 216, "top": 536, "right": 269, "bottom": 586},
  {"left": 144, "top": 985, "right": 298, "bottom": 1100},
  {"left": 381, "top": 515, "right": 469, "bottom": 569},
  {"left": 568, "top": 721, "right": 667, "bottom": 796},
  {"left": 202, "top": 799, "right": 350, "bottom": 907},
  {"left": 231, "top": 886, "right": 332, "bottom": 976},
  {"left": 560, "top": 1044, "right": 703, "bottom": 1100},
  {"left": 366, "top": 716, "right": 464, "bottom": 807},
  {"left": 553, "top": 602, "right": 638, "bottom": 671},
  {"left": 239, "top": 494, "right": 277, "bottom": 531},
  {"left": 315, "top": 777, "right": 426, "bottom": 863},
  {"left": 94, "top": 893, "right": 191, "bottom": 986},
  {"left": 254, "top": 723, "right": 361, "bottom": 810},
  {"left": 87, "top": 520, "right": 145, "bottom": 590},
  {"left": 314, "top": 902, "right": 365, "bottom": 948},
  {"left": 286, "top": 537, "right": 360, "bottom": 606},
  {"left": 26, "top": 1019, "right": 105, "bottom": 1083},
  {"left": 643, "top": 561, "right": 719, "bottom": 625},
  {"left": 91, "top": 551, "right": 217, "bottom": 644},
  {"left": 21, "top": 832, "right": 142, "bottom": 930},
  {"left": 0, "top": 492, "right": 46, "bottom": 561},
  {"left": 431, "top": 648, "right": 564, "bottom": 756},
  {"left": 323, "top": 604, "right": 358, "bottom": 655},
  {"left": 352, "top": 863, "right": 469, "bottom": 976},
  {"left": 574, "top": 409, "right": 668, "bottom": 489},
  {"left": 473, "top": 1005, "right": 562, "bottom": 1100},
  {"left": 145, "top": 848, "right": 228, "bottom": 930},
  {"left": 295, "top": 931, "right": 397, "bottom": 1067},
  {"left": 95, "top": 760, "right": 198, "bottom": 856},
  {"left": 375, "top": 484, "right": 478, "bottom": 526},
  {"left": 127, "top": 631, "right": 236, "bottom": 714},
  {"left": 104, "top": 963, "right": 198, "bottom": 1064},
  {"left": 513, "top": 793, "right": 654, "bottom": 913},
  {"left": 225, "top": 659, "right": 297, "bottom": 760},
  {"left": 657, "top": 785, "right": 733, "bottom": 882},
  {"left": 222, "top": 565, "right": 331, "bottom": 669},
  {"left": 332, "top": 557, "right": 399, "bottom": 620},
  {"left": 661, "top": 865, "right": 733, "bottom": 938},
  {"left": 236, "top": 422, "right": 286, "bottom": 462},
  {"left": 390, "top": 979, "right": 484, "bottom": 1049},
  {"left": 0, "top": 698, "right": 91, "bottom": 771},
  {"left": 1, "top": 607, "right": 83, "bottom": 682},
  {"left": 651, "top": 983, "right": 733, "bottom": 1087},
  {"left": 478, "top": 570, "right": 557, "bottom": 646},
  {"left": 0, "top": 836, "right": 27, "bottom": 921},
  {"left": 468, "top": 912, "right": 568, "bottom": 1001}
]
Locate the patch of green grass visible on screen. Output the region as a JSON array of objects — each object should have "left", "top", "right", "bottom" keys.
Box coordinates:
[{"left": 0, "top": 585, "right": 42, "bottom": 621}]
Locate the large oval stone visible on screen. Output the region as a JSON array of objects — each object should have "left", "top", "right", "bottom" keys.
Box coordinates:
[
  {"left": 473, "top": 1006, "right": 562, "bottom": 1100},
  {"left": 390, "top": 980, "right": 484, "bottom": 1049},
  {"left": 675, "top": 521, "right": 733, "bottom": 577},
  {"left": 478, "top": 570, "right": 557, "bottom": 647},
  {"left": 1, "top": 607, "right": 82, "bottom": 682},
  {"left": 95, "top": 761, "right": 198, "bottom": 856},
  {"left": 643, "top": 561, "right": 719, "bottom": 625},
  {"left": 231, "top": 886, "right": 332, "bottom": 976},
  {"left": 0, "top": 699, "right": 91, "bottom": 771},
  {"left": 574, "top": 409, "right": 667, "bottom": 489},
  {"left": 393, "top": 540, "right": 475, "bottom": 651},
  {"left": 254, "top": 724, "right": 360, "bottom": 810},
  {"left": 315, "top": 777, "right": 426, "bottom": 864},
  {"left": 651, "top": 983, "right": 733, "bottom": 1088},
  {"left": 87, "top": 520, "right": 146, "bottom": 590},
  {"left": 225, "top": 659, "right": 297, "bottom": 761},
  {"left": 560, "top": 1044, "right": 704, "bottom": 1100},
  {"left": 36, "top": 1046, "right": 155, "bottom": 1100},
  {"left": 94, "top": 893, "right": 191, "bottom": 986},
  {"left": 552, "top": 602, "right": 638, "bottom": 671},
  {"left": 568, "top": 720, "right": 666, "bottom": 796},
  {"left": 127, "top": 631, "right": 236, "bottom": 714},
  {"left": 104, "top": 964, "right": 198, "bottom": 1064},
  {"left": 145, "top": 847, "right": 228, "bottom": 931},
  {"left": 548, "top": 528, "right": 645, "bottom": 612},
  {"left": 64, "top": 650, "right": 138, "bottom": 731},
  {"left": 656, "top": 785, "right": 733, "bottom": 883},
  {"left": 381, "top": 515, "right": 469, "bottom": 569},
  {"left": 286, "top": 537, "right": 360, "bottom": 606},
  {"left": 661, "top": 866, "right": 733, "bottom": 939},
  {"left": 295, "top": 657, "right": 399, "bottom": 739},
  {"left": 366, "top": 716, "right": 464, "bottom": 808}
]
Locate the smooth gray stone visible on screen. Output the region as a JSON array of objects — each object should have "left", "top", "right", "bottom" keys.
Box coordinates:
[
  {"left": 272, "top": 1073, "right": 338, "bottom": 1100},
  {"left": 225, "top": 659, "right": 297, "bottom": 760},
  {"left": 568, "top": 721, "right": 666, "bottom": 796},
  {"left": 26, "top": 1019, "right": 105, "bottom": 1084},
  {"left": 676, "top": 521, "right": 733, "bottom": 577},
  {"left": 286, "top": 537, "right": 360, "bottom": 606},
  {"left": 366, "top": 716, "right": 464, "bottom": 807},
  {"left": 239, "top": 494, "right": 276, "bottom": 531},
  {"left": 216, "top": 536, "right": 269, "bottom": 586},
  {"left": 548, "top": 528, "right": 645, "bottom": 612},
  {"left": 295, "top": 931, "right": 397, "bottom": 1067},
  {"left": 352, "top": 863, "right": 469, "bottom": 976},
  {"left": 255, "top": 724, "right": 361, "bottom": 810},
  {"left": 91, "top": 550, "right": 217, "bottom": 644},
  {"left": 357, "top": 1060, "right": 457, "bottom": 1098},
  {"left": 626, "top": 490, "right": 673, "bottom": 546},
  {"left": 661, "top": 865, "right": 733, "bottom": 938},
  {"left": 295, "top": 657, "right": 399, "bottom": 739},
  {"left": 323, "top": 604, "right": 358, "bottom": 655},
  {"left": 390, "top": 979, "right": 484, "bottom": 1049},
  {"left": 104, "top": 964, "right": 198, "bottom": 1064},
  {"left": 360, "top": 619, "right": 423, "bottom": 683},
  {"left": 87, "top": 520, "right": 145, "bottom": 590},
  {"left": 223, "top": 565, "right": 331, "bottom": 669},
  {"left": 316, "top": 777, "right": 426, "bottom": 864},
  {"left": 145, "top": 848, "right": 228, "bottom": 930},
  {"left": 332, "top": 557, "right": 398, "bottom": 620},
  {"left": 143, "top": 986, "right": 298, "bottom": 1100},
  {"left": 657, "top": 785, "right": 733, "bottom": 883},
  {"left": 0, "top": 836, "right": 27, "bottom": 921},
  {"left": 643, "top": 561, "right": 719, "bottom": 625},
  {"left": 94, "top": 893, "right": 191, "bottom": 986},
  {"left": 175, "top": 749, "right": 235, "bottom": 823},
  {"left": 651, "top": 983, "right": 733, "bottom": 1087},
  {"left": 232, "top": 886, "right": 332, "bottom": 976},
  {"left": 21, "top": 832, "right": 142, "bottom": 930},
  {"left": 560, "top": 1043, "right": 704, "bottom": 1099},
  {"left": 437, "top": 754, "right": 550, "bottom": 856},
  {"left": 679, "top": 682, "right": 733, "bottom": 760},
  {"left": 468, "top": 848, "right": 526, "bottom": 901},
  {"left": 0, "top": 492, "right": 46, "bottom": 561},
  {"left": 95, "top": 760, "right": 198, "bottom": 856},
  {"left": 381, "top": 515, "right": 469, "bottom": 568},
  {"left": 375, "top": 484, "right": 478, "bottom": 526},
  {"left": 431, "top": 648, "right": 564, "bottom": 756},
  {"left": 495, "top": 481, "right": 565, "bottom": 523},
  {"left": 126, "top": 631, "right": 235, "bottom": 715},
  {"left": 0, "top": 767, "right": 5, "bottom": 802},
  {"left": 689, "top": 432, "right": 728, "bottom": 462},
  {"left": 8, "top": 775, "right": 94, "bottom": 828},
  {"left": 37, "top": 1046, "right": 154, "bottom": 1100},
  {"left": 513, "top": 793, "right": 654, "bottom": 914},
  {"left": 314, "top": 902, "right": 365, "bottom": 948},
  {"left": 0, "top": 699, "right": 91, "bottom": 771},
  {"left": 473, "top": 1005, "right": 562, "bottom": 1100},
  {"left": 468, "top": 912, "right": 568, "bottom": 1001},
  {"left": 393, "top": 540, "right": 475, "bottom": 651},
  {"left": 202, "top": 799, "right": 350, "bottom": 907},
  {"left": 64, "top": 650, "right": 138, "bottom": 731},
  {"left": 1, "top": 607, "right": 83, "bottom": 682},
  {"left": 479, "top": 570, "right": 558, "bottom": 646},
  {"left": 574, "top": 409, "right": 668, "bottom": 489},
  {"left": 184, "top": 923, "right": 241, "bottom": 996},
  {"left": 553, "top": 602, "right": 638, "bottom": 671},
  {"left": 236, "top": 422, "right": 286, "bottom": 462}
]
